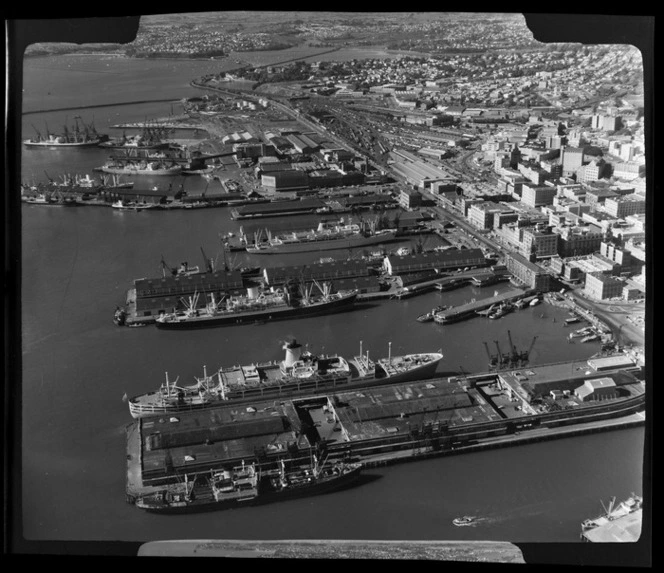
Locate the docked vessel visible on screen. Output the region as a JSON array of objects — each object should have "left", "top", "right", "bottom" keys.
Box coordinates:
[
  {"left": 417, "top": 305, "right": 450, "bottom": 323},
  {"left": 111, "top": 200, "right": 157, "bottom": 211},
  {"left": 23, "top": 118, "right": 108, "bottom": 148},
  {"left": 98, "top": 159, "right": 182, "bottom": 176},
  {"left": 127, "top": 339, "right": 444, "bottom": 418},
  {"left": 245, "top": 221, "right": 398, "bottom": 254},
  {"left": 154, "top": 286, "right": 358, "bottom": 329},
  {"left": 98, "top": 124, "right": 174, "bottom": 150},
  {"left": 133, "top": 458, "right": 362, "bottom": 514},
  {"left": 580, "top": 495, "right": 643, "bottom": 542}
]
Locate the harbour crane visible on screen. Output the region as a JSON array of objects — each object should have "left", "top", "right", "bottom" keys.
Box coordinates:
[
  {"left": 200, "top": 246, "right": 214, "bottom": 273},
  {"left": 31, "top": 123, "right": 42, "bottom": 141},
  {"left": 160, "top": 255, "right": 174, "bottom": 278},
  {"left": 494, "top": 340, "right": 509, "bottom": 370},
  {"left": 507, "top": 330, "right": 520, "bottom": 368},
  {"left": 483, "top": 341, "right": 498, "bottom": 370},
  {"left": 520, "top": 336, "right": 538, "bottom": 365}
]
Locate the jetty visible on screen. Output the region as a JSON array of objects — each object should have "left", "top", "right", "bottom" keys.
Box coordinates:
[{"left": 434, "top": 288, "right": 532, "bottom": 324}]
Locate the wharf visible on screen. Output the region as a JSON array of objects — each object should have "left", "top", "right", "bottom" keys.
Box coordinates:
[
  {"left": 435, "top": 288, "right": 530, "bottom": 323},
  {"left": 126, "top": 355, "right": 644, "bottom": 497}
]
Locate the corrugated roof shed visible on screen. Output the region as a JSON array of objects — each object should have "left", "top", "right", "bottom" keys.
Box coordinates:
[
  {"left": 134, "top": 270, "right": 244, "bottom": 298},
  {"left": 145, "top": 416, "right": 289, "bottom": 450}
]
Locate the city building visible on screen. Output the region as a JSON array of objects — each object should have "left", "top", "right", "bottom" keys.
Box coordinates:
[
  {"left": 556, "top": 225, "right": 604, "bottom": 257},
  {"left": 399, "top": 188, "right": 424, "bottom": 209},
  {"left": 584, "top": 187, "right": 619, "bottom": 207},
  {"left": 261, "top": 170, "right": 310, "bottom": 191},
  {"left": 505, "top": 253, "right": 551, "bottom": 291},
  {"left": 600, "top": 242, "right": 633, "bottom": 271},
  {"left": 520, "top": 228, "right": 559, "bottom": 259},
  {"left": 560, "top": 146, "right": 584, "bottom": 177},
  {"left": 603, "top": 195, "right": 647, "bottom": 218},
  {"left": 584, "top": 271, "right": 624, "bottom": 300},
  {"left": 467, "top": 201, "right": 514, "bottom": 230},
  {"left": 520, "top": 184, "right": 557, "bottom": 208},
  {"left": 575, "top": 158, "right": 608, "bottom": 183}
]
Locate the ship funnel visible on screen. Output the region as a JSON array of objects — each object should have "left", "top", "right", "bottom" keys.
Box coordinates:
[
  {"left": 283, "top": 339, "right": 303, "bottom": 367},
  {"left": 247, "top": 286, "right": 260, "bottom": 299},
  {"left": 317, "top": 221, "right": 324, "bottom": 232}
]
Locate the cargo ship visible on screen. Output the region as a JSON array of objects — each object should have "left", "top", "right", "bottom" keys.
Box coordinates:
[
  {"left": 154, "top": 286, "right": 358, "bottom": 329},
  {"left": 245, "top": 221, "right": 398, "bottom": 254},
  {"left": 127, "top": 339, "right": 444, "bottom": 418},
  {"left": 580, "top": 494, "right": 643, "bottom": 542},
  {"left": 23, "top": 118, "right": 109, "bottom": 148},
  {"left": 97, "top": 159, "right": 182, "bottom": 176},
  {"left": 133, "top": 458, "right": 362, "bottom": 514}
]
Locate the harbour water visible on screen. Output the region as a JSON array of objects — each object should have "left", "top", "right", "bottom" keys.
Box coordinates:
[{"left": 15, "top": 53, "right": 646, "bottom": 551}]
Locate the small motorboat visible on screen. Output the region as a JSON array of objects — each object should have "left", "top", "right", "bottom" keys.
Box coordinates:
[{"left": 453, "top": 516, "right": 477, "bottom": 527}]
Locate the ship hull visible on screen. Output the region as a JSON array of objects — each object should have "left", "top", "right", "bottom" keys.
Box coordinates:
[
  {"left": 100, "top": 166, "right": 182, "bottom": 176},
  {"left": 24, "top": 139, "right": 104, "bottom": 148},
  {"left": 128, "top": 353, "right": 443, "bottom": 419},
  {"left": 246, "top": 232, "right": 398, "bottom": 254},
  {"left": 135, "top": 465, "right": 362, "bottom": 514},
  {"left": 154, "top": 292, "right": 358, "bottom": 329}
]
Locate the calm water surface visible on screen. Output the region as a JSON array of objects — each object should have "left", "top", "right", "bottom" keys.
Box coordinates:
[{"left": 16, "top": 54, "right": 646, "bottom": 547}]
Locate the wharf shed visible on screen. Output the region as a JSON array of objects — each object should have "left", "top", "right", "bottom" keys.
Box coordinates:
[
  {"left": 383, "top": 248, "right": 486, "bottom": 275},
  {"left": 234, "top": 198, "right": 325, "bottom": 217},
  {"left": 336, "top": 194, "right": 397, "bottom": 209},
  {"left": 332, "top": 275, "right": 381, "bottom": 294},
  {"left": 99, "top": 186, "right": 170, "bottom": 204},
  {"left": 575, "top": 377, "right": 618, "bottom": 402},
  {"left": 263, "top": 259, "right": 370, "bottom": 286},
  {"left": 139, "top": 403, "right": 307, "bottom": 482},
  {"left": 134, "top": 270, "right": 244, "bottom": 299}
]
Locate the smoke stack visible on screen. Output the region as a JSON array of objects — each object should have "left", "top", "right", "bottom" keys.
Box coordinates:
[
  {"left": 247, "top": 286, "right": 260, "bottom": 299},
  {"left": 283, "top": 339, "right": 303, "bottom": 367}
]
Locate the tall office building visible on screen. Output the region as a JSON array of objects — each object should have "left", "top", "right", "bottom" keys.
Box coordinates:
[{"left": 561, "top": 146, "right": 585, "bottom": 177}]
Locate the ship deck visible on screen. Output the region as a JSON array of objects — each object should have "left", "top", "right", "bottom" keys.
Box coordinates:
[{"left": 581, "top": 509, "right": 643, "bottom": 542}]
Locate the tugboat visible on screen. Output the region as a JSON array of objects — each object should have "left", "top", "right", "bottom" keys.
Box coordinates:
[
  {"left": 113, "top": 307, "right": 127, "bottom": 326},
  {"left": 453, "top": 516, "right": 477, "bottom": 527},
  {"left": 417, "top": 305, "right": 449, "bottom": 323}
]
